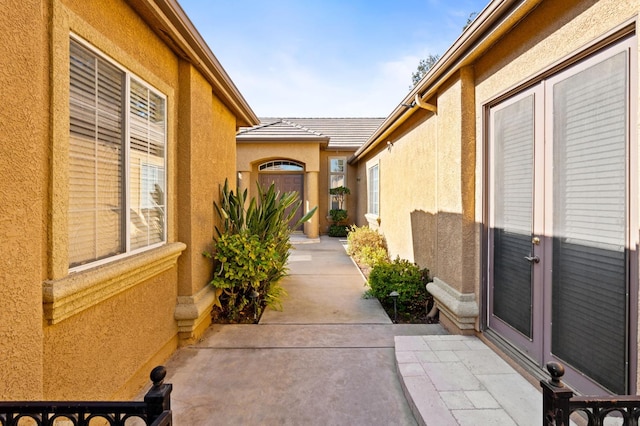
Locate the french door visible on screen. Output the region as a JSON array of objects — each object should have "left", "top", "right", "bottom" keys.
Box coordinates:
[{"left": 488, "top": 36, "right": 634, "bottom": 394}]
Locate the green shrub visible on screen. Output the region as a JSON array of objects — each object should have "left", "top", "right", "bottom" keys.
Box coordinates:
[
  {"left": 357, "top": 245, "right": 389, "bottom": 267},
  {"left": 328, "top": 224, "right": 349, "bottom": 237},
  {"left": 206, "top": 179, "right": 317, "bottom": 321},
  {"left": 368, "top": 257, "right": 430, "bottom": 313},
  {"left": 329, "top": 208, "right": 348, "bottom": 223},
  {"left": 346, "top": 225, "right": 387, "bottom": 264},
  {"left": 209, "top": 231, "right": 281, "bottom": 320}
]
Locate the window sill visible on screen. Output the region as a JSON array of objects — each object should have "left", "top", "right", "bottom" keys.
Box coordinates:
[
  {"left": 365, "top": 213, "right": 381, "bottom": 228},
  {"left": 43, "top": 242, "right": 186, "bottom": 325}
]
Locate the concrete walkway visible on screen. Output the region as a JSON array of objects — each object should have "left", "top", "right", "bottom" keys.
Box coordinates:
[{"left": 156, "top": 236, "right": 543, "bottom": 425}]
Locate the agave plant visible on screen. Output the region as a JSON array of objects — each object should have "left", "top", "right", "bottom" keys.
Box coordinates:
[{"left": 208, "top": 179, "right": 317, "bottom": 321}]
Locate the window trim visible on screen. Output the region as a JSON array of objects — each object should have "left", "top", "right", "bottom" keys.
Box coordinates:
[
  {"left": 328, "top": 156, "right": 347, "bottom": 212},
  {"left": 367, "top": 163, "right": 379, "bottom": 216},
  {"left": 68, "top": 35, "right": 167, "bottom": 273}
]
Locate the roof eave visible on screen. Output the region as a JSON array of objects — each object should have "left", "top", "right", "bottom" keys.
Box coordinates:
[
  {"left": 350, "top": 0, "right": 543, "bottom": 163},
  {"left": 237, "top": 137, "right": 331, "bottom": 144},
  {"left": 128, "top": 0, "right": 260, "bottom": 127}
]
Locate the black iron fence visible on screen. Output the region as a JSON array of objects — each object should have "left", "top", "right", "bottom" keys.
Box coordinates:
[
  {"left": 541, "top": 362, "right": 640, "bottom": 425},
  {"left": 0, "top": 366, "right": 172, "bottom": 426}
]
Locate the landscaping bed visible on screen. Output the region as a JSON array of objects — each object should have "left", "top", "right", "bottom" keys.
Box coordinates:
[{"left": 348, "top": 225, "right": 438, "bottom": 325}]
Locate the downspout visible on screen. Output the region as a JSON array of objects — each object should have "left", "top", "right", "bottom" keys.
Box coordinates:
[
  {"left": 415, "top": 93, "right": 437, "bottom": 114},
  {"left": 351, "top": 93, "right": 437, "bottom": 161}
]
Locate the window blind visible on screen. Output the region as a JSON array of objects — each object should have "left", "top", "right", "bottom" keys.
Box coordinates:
[
  {"left": 551, "top": 51, "right": 628, "bottom": 394},
  {"left": 492, "top": 95, "right": 534, "bottom": 338},
  {"left": 69, "top": 40, "right": 124, "bottom": 267},
  {"left": 129, "top": 80, "right": 166, "bottom": 250}
]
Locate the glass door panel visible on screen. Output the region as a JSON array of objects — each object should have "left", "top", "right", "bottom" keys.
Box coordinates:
[
  {"left": 489, "top": 89, "right": 543, "bottom": 361},
  {"left": 548, "top": 50, "right": 629, "bottom": 394}
]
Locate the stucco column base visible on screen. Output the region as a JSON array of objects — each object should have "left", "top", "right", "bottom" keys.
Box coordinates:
[
  {"left": 426, "top": 277, "right": 478, "bottom": 335},
  {"left": 175, "top": 285, "right": 216, "bottom": 345}
]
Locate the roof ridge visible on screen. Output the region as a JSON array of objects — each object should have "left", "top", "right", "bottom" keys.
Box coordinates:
[
  {"left": 237, "top": 118, "right": 282, "bottom": 134},
  {"left": 281, "top": 119, "right": 324, "bottom": 137}
]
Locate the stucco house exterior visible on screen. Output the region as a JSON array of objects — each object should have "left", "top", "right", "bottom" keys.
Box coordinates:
[
  {"left": 0, "top": 0, "right": 258, "bottom": 400},
  {"left": 237, "top": 117, "right": 383, "bottom": 238},
  {"left": 351, "top": 0, "right": 639, "bottom": 396}
]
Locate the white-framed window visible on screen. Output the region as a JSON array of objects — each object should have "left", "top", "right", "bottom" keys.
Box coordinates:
[
  {"left": 329, "top": 157, "right": 346, "bottom": 210},
  {"left": 259, "top": 160, "right": 304, "bottom": 171},
  {"left": 368, "top": 164, "right": 379, "bottom": 215},
  {"left": 68, "top": 37, "right": 166, "bottom": 269}
]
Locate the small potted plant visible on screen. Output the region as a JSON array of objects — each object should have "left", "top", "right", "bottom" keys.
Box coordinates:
[{"left": 328, "top": 186, "right": 350, "bottom": 237}]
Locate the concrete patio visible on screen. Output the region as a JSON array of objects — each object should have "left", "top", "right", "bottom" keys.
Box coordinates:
[{"left": 152, "top": 236, "right": 543, "bottom": 425}]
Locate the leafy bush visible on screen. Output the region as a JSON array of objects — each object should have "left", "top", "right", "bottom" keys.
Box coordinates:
[
  {"left": 346, "top": 225, "right": 387, "bottom": 265},
  {"left": 328, "top": 224, "right": 349, "bottom": 237},
  {"left": 368, "top": 257, "right": 430, "bottom": 313},
  {"left": 329, "top": 208, "right": 348, "bottom": 223},
  {"left": 209, "top": 232, "right": 282, "bottom": 321},
  {"left": 357, "top": 245, "right": 389, "bottom": 268},
  {"left": 206, "top": 179, "right": 317, "bottom": 321}
]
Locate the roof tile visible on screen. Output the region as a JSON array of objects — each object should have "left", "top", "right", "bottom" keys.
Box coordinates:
[{"left": 238, "top": 117, "right": 384, "bottom": 148}]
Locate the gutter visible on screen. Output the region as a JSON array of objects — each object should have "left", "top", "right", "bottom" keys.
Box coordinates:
[
  {"left": 349, "top": 0, "right": 543, "bottom": 163},
  {"left": 129, "top": 0, "right": 260, "bottom": 128}
]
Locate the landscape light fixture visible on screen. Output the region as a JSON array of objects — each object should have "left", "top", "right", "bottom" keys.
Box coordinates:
[
  {"left": 389, "top": 291, "right": 399, "bottom": 323},
  {"left": 250, "top": 290, "right": 260, "bottom": 320}
]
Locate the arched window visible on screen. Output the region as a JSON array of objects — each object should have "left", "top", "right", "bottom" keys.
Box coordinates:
[{"left": 259, "top": 160, "right": 304, "bottom": 172}]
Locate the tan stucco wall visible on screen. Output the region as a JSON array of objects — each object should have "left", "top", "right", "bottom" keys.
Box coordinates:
[
  {"left": 356, "top": 70, "right": 477, "bottom": 295},
  {"left": 474, "top": 0, "right": 637, "bottom": 108},
  {"left": 237, "top": 143, "right": 321, "bottom": 174},
  {"left": 0, "top": 0, "right": 49, "bottom": 399},
  {"left": 355, "top": 112, "right": 437, "bottom": 267},
  {"left": 177, "top": 61, "right": 237, "bottom": 298},
  {"left": 175, "top": 60, "right": 238, "bottom": 342},
  {"left": 0, "top": 0, "right": 245, "bottom": 400},
  {"left": 43, "top": 269, "right": 179, "bottom": 400}
]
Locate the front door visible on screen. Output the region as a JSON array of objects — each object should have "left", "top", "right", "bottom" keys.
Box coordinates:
[
  {"left": 259, "top": 173, "right": 304, "bottom": 231},
  {"left": 488, "top": 37, "right": 633, "bottom": 394}
]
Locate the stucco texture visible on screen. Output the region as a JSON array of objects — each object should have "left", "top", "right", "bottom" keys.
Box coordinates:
[
  {"left": 0, "top": 0, "right": 48, "bottom": 399},
  {"left": 43, "top": 269, "right": 179, "bottom": 400},
  {"left": 370, "top": 113, "right": 438, "bottom": 269},
  {"left": 357, "top": 71, "right": 477, "bottom": 295},
  {"left": 177, "top": 62, "right": 237, "bottom": 299},
  {"left": 0, "top": 0, "right": 246, "bottom": 400},
  {"left": 474, "top": 0, "right": 637, "bottom": 107}
]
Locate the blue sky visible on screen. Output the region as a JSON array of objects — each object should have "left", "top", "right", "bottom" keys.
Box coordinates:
[{"left": 177, "top": 0, "right": 489, "bottom": 117}]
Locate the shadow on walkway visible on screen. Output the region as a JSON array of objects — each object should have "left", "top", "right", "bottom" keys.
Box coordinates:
[{"left": 159, "top": 236, "right": 446, "bottom": 425}]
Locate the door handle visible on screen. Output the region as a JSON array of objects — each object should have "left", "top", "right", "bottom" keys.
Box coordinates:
[{"left": 524, "top": 255, "right": 540, "bottom": 264}]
